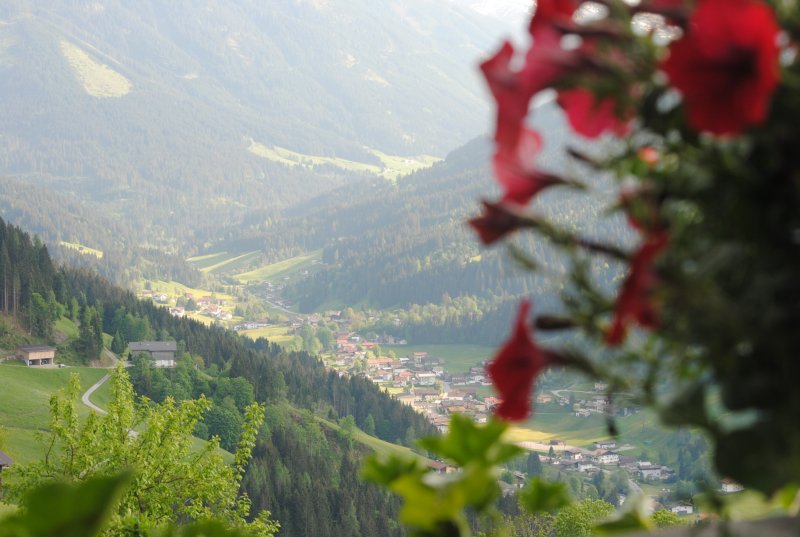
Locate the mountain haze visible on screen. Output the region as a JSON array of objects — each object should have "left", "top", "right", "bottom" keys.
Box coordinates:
[{"left": 0, "top": 0, "right": 508, "bottom": 252}]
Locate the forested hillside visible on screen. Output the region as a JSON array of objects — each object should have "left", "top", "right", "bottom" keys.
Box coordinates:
[
  {"left": 0, "top": 0, "right": 502, "bottom": 255},
  {"left": 200, "top": 107, "right": 632, "bottom": 344},
  {"left": 0, "top": 217, "right": 436, "bottom": 536}
]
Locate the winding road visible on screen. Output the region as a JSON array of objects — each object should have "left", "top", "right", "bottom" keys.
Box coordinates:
[
  {"left": 81, "top": 374, "right": 110, "bottom": 415},
  {"left": 80, "top": 350, "right": 122, "bottom": 415}
]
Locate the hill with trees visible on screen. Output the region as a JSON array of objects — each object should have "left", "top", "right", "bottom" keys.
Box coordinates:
[
  {"left": 0, "top": 0, "right": 502, "bottom": 260},
  {"left": 0, "top": 216, "right": 436, "bottom": 535}
]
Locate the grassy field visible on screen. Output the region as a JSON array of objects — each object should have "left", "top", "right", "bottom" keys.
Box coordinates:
[
  {"left": 0, "top": 363, "right": 108, "bottom": 463},
  {"left": 313, "top": 414, "right": 419, "bottom": 460},
  {"left": 366, "top": 148, "right": 441, "bottom": 180},
  {"left": 234, "top": 250, "right": 322, "bottom": 283},
  {"left": 187, "top": 251, "right": 232, "bottom": 269},
  {"left": 247, "top": 141, "right": 439, "bottom": 180},
  {"left": 53, "top": 317, "right": 79, "bottom": 339},
  {"left": 188, "top": 250, "right": 261, "bottom": 274},
  {"left": 238, "top": 325, "right": 299, "bottom": 348},
  {"left": 507, "top": 405, "right": 676, "bottom": 457},
  {"left": 60, "top": 40, "right": 131, "bottom": 98},
  {"left": 59, "top": 241, "right": 103, "bottom": 258},
  {"left": 147, "top": 280, "right": 236, "bottom": 304},
  {"left": 386, "top": 344, "right": 493, "bottom": 374}
]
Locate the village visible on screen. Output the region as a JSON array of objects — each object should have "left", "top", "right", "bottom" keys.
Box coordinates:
[{"left": 132, "top": 283, "right": 747, "bottom": 515}]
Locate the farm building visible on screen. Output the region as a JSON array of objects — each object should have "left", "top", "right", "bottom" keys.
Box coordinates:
[
  {"left": 129, "top": 341, "right": 178, "bottom": 367},
  {"left": 18, "top": 345, "right": 56, "bottom": 366}
]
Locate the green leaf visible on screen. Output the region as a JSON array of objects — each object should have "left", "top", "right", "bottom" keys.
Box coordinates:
[
  {"left": 518, "top": 479, "right": 571, "bottom": 514},
  {"left": 417, "top": 415, "right": 521, "bottom": 467},
  {"left": 0, "top": 472, "right": 130, "bottom": 537},
  {"left": 593, "top": 498, "right": 654, "bottom": 535},
  {"left": 775, "top": 483, "right": 800, "bottom": 516},
  {"left": 361, "top": 453, "right": 426, "bottom": 486}
]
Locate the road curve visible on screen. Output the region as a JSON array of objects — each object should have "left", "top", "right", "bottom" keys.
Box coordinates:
[{"left": 82, "top": 374, "right": 110, "bottom": 415}]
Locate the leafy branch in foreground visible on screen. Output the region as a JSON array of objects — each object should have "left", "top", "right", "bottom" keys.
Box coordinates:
[{"left": 3, "top": 365, "right": 278, "bottom": 536}]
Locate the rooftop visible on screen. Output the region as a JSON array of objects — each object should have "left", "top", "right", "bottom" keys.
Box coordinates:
[
  {"left": 18, "top": 345, "right": 56, "bottom": 353},
  {"left": 129, "top": 341, "right": 178, "bottom": 352}
]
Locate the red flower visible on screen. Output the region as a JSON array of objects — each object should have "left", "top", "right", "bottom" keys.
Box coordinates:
[
  {"left": 558, "top": 88, "right": 632, "bottom": 139},
  {"left": 468, "top": 200, "right": 530, "bottom": 245},
  {"left": 605, "top": 230, "right": 670, "bottom": 345},
  {"left": 481, "top": 32, "right": 576, "bottom": 152},
  {"left": 661, "top": 0, "right": 780, "bottom": 135},
  {"left": 487, "top": 301, "right": 552, "bottom": 421},
  {"left": 494, "top": 128, "right": 566, "bottom": 205},
  {"left": 480, "top": 41, "right": 532, "bottom": 151},
  {"left": 529, "top": 0, "right": 578, "bottom": 39}
]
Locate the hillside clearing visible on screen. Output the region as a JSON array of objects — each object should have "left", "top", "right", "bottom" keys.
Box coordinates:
[
  {"left": 59, "top": 240, "right": 104, "bottom": 258},
  {"left": 386, "top": 344, "right": 493, "bottom": 375},
  {"left": 234, "top": 250, "right": 322, "bottom": 283},
  {"left": 247, "top": 140, "right": 439, "bottom": 180},
  {"left": 190, "top": 250, "right": 260, "bottom": 274},
  {"left": 60, "top": 41, "right": 131, "bottom": 98},
  {"left": 145, "top": 280, "right": 236, "bottom": 303}
]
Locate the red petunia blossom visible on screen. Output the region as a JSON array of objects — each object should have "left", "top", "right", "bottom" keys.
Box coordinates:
[
  {"left": 529, "top": 0, "right": 578, "bottom": 39},
  {"left": 661, "top": 0, "right": 780, "bottom": 136},
  {"left": 605, "top": 230, "right": 670, "bottom": 345},
  {"left": 468, "top": 200, "right": 531, "bottom": 246},
  {"left": 558, "top": 88, "right": 633, "bottom": 139},
  {"left": 494, "top": 128, "right": 566, "bottom": 205},
  {"left": 487, "top": 301, "right": 553, "bottom": 421},
  {"left": 480, "top": 41, "right": 532, "bottom": 151},
  {"left": 481, "top": 31, "right": 577, "bottom": 153}
]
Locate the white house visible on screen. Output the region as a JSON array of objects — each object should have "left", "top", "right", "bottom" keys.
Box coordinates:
[
  {"left": 594, "top": 440, "right": 617, "bottom": 450},
  {"left": 637, "top": 462, "right": 664, "bottom": 480},
  {"left": 578, "top": 462, "right": 596, "bottom": 472},
  {"left": 670, "top": 503, "right": 694, "bottom": 516},
  {"left": 595, "top": 451, "right": 620, "bottom": 465},
  {"left": 720, "top": 479, "right": 744, "bottom": 493},
  {"left": 416, "top": 372, "right": 437, "bottom": 386}
]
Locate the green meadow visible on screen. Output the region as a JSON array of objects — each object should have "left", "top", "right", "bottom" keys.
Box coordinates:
[
  {"left": 247, "top": 141, "right": 440, "bottom": 180},
  {"left": 386, "top": 344, "right": 493, "bottom": 374},
  {"left": 237, "top": 325, "right": 300, "bottom": 349},
  {"left": 0, "top": 363, "right": 108, "bottom": 463},
  {"left": 234, "top": 250, "right": 322, "bottom": 283},
  {"left": 188, "top": 250, "right": 261, "bottom": 274}
]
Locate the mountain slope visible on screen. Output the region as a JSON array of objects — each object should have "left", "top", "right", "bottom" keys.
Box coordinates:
[{"left": 0, "top": 0, "right": 511, "bottom": 264}]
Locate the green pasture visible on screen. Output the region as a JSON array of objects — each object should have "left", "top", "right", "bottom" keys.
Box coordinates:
[
  {"left": 189, "top": 250, "right": 261, "bottom": 274},
  {"left": 59, "top": 241, "right": 103, "bottom": 258},
  {"left": 387, "top": 344, "right": 493, "bottom": 374},
  {"left": 247, "top": 141, "right": 439, "bottom": 180},
  {"left": 234, "top": 250, "right": 321, "bottom": 283},
  {"left": 508, "top": 405, "right": 677, "bottom": 458},
  {"left": 238, "top": 325, "right": 300, "bottom": 349},
  {"left": 60, "top": 40, "right": 131, "bottom": 98},
  {"left": 53, "top": 317, "right": 79, "bottom": 339},
  {"left": 313, "top": 414, "right": 419, "bottom": 460},
  {"left": 187, "top": 251, "right": 232, "bottom": 269},
  {"left": 0, "top": 364, "right": 108, "bottom": 464},
  {"left": 146, "top": 280, "right": 236, "bottom": 304},
  {"left": 366, "top": 148, "right": 441, "bottom": 180}
]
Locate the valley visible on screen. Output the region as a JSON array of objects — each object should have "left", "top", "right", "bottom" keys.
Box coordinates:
[{"left": 0, "top": 0, "right": 791, "bottom": 533}]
